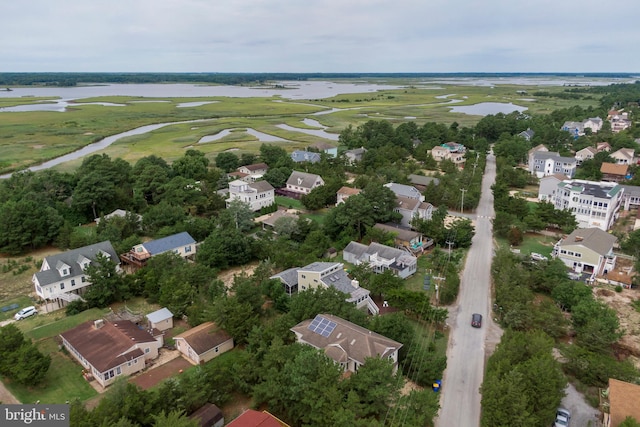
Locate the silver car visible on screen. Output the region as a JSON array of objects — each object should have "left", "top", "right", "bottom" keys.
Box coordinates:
[
  {"left": 554, "top": 408, "right": 571, "bottom": 427},
  {"left": 14, "top": 306, "right": 37, "bottom": 320}
]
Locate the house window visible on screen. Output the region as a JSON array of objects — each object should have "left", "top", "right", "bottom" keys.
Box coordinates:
[
  {"left": 116, "top": 366, "right": 121, "bottom": 375},
  {"left": 144, "top": 348, "right": 150, "bottom": 354},
  {"left": 63, "top": 268, "right": 69, "bottom": 276},
  {"left": 60, "top": 283, "right": 65, "bottom": 290},
  {"left": 185, "top": 245, "right": 192, "bottom": 253},
  {"left": 81, "top": 276, "right": 86, "bottom": 283},
  {"left": 71, "top": 279, "right": 76, "bottom": 287},
  {"left": 105, "top": 370, "right": 115, "bottom": 380},
  {"left": 215, "top": 347, "right": 219, "bottom": 353}
]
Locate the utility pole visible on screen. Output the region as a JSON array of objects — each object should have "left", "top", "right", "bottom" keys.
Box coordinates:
[
  {"left": 445, "top": 239, "right": 455, "bottom": 263},
  {"left": 460, "top": 188, "right": 468, "bottom": 213}
]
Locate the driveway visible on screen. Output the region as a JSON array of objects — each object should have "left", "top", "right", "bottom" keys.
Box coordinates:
[
  {"left": 0, "top": 379, "right": 20, "bottom": 404},
  {"left": 561, "top": 382, "right": 600, "bottom": 427},
  {"left": 130, "top": 356, "right": 192, "bottom": 390}
]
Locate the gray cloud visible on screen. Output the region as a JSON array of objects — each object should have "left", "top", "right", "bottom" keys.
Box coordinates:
[{"left": 1, "top": 0, "right": 638, "bottom": 72}]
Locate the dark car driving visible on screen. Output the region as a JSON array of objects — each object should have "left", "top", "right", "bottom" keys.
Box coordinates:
[{"left": 471, "top": 313, "right": 482, "bottom": 328}]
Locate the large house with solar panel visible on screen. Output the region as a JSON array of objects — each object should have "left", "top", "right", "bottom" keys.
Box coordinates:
[
  {"left": 33, "top": 241, "right": 120, "bottom": 311},
  {"left": 270, "top": 262, "right": 379, "bottom": 315},
  {"left": 291, "top": 313, "right": 403, "bottom": 373}
]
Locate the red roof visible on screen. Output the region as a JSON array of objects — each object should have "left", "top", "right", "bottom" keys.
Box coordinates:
[{"left": 226, "top": 410, "right": 288, "bottom": 427}]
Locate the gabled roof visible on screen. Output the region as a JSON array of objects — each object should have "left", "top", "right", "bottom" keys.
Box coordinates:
[
  {"left": 600, "top": 162, "right": 629, "bottom": 176},
  {"left": 344, "top": 241, "right": 417, "bottom": 270},
  {"left": 528, "top": 144, "right": 548, "bottom": 156},
  {"left": 532, "top": 151, "right": 576, "bottom": 163},
  {"left": 250, "top": 180, "right": 275, "bottom": 192},
  {"left": 291, "top": 314, "right": 402, "bottom": 365},
  {"left": 408, "top": 174, "right": 440, "bottom": 186},
  {"left": 611, "top": 147, "right": 635, "bottom": 160},
  {"left": 60, "top": 320, "right": 156, "bottom": 372},
  {"left": 286, "top": 171, "right": 323, "bottom": 189},
  {"left": 259, "top": 209, "right": 298, "bottom": 228},
  {"left": 384, "top": 183, "right": 423, "bottom": 200},
  {"left": 558, "top": 228, "right": 617, "bottom": 256},
  {"left": 576, "top": 146, "right": 597, "bottom": 156},
  {"left": 290, "top": 150, "right": 321, "bottom": 163},
  {"left": 337, "top": 186, "right": 362, "bottom": 196},
  {"left": 608, "top": 379, "right": 640, "bottom": 427},
  {"left": 142, "top": 232, "right": 196, "bottom": 255},
  {"left": 146, "top": 307, "right": 173, "bottom": 324},
  {"left": 518, "top": 128, "right": 535, "bottom": 139},
  {"left": 540, "top": 173, "right": 569, "bottom": 182},
  {"left": 374, "top": 223, "right": 422, "bottom": 242},
  {"left": 174, "top": 322, "right": 232, "bottom": 355},
  {"left": 35, "top": 241, "right": 119, "bottom": 287},
  {"left": 227, "top": 409, "right": 288, "bottom": 427},
  {"left": 240, "top": 162, "right": 268, "bottom": 172},
  {"left": 189, "top": 403, "right": 224, "bottom": 427},
  {"left": 395, "top": 195, "right": 420, "bottom": 211}
]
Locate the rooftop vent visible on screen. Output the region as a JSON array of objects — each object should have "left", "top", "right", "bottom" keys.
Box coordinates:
[{"left": 94, "top": 319, "right": 105, "bottom": 329}]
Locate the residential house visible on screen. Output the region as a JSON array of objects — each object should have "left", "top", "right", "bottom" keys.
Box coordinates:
[
  {"left": 394, "top": 195, "right": 434, "bottom": 228},
  {"left": 537, "top": 174, "right": 569, "bottom": 202},
  {"left": 384, "top": 182, "right": 424, "bottom": 201},
  {"left": 336, "top": 186, "right": 362, "bottom": 205},
  {"left": 600, "top": 163, "right": 629, "bottom": 183},
  {"left": 188, "top": 403, "right": 224, "bottom": 427},
  {"left": 257, "top": 208, "right": 300, "bottom": 231},
  {"left": 291, "top": 314, "right": 403, "bottom": 373},
  {"left": 601, "top": 378, "right": 640, "bottom": 427},
  {"left": 291, "top": 150, "right": 321, "bottom": 163},
  {"left": 561, "top": 117, "right": 603, "bottom": 137},
  {"left": 285, "top": 171, "right": 324, "bottom": 195},
  {"left": 270, "top": 262, "right": 378, "bottom": 314},
  {"left": 597, "top": 142, "right": 612, "bottom": 152},
  {"left": 146, "top": 307, "right": 173, "bottom": 332},
  {"left": 121, "top": 232, "right": 196, "bottom": 269},
  {"left": 344, "top": 147, "right": 367, "bottom": 163},
  {"left": 373, "top": 223, "right": 433, "bottom": 254},
  {"left": 552, "top": 227, "right": 617, "bottom": 277},
  {"left": 227, "top": 410, "right": 290, "bottom": 427},
  {"left": 408, "top": 174, "right": 440, "bottom": 192},
  {"left": 619, "top": 184, "right": 640, "bottom": 211},
  {"left": 528, "top": 151, "right": 577, "bottom": 178},
  {"left": 234, "top": 163, "right": 269, "bottom": 182},
  {"left": 95, "top": 209, "right": 142, "bottom": 225},
  {"left": 174, "top": 322, "right": 234, "bottom": 365},
  {"left": 518, "top": 128, "right": 535, "bottom": 141},
  {"left": 33, "top": 241, "right": 120, "bottom": 310},
  {"left": 307, "top": 141, "right": 337, "bottom": 158},
  {"left": 226, "top": 179, "right": 275, "bottom": 211},
  {"left": 609, "top": 111, "right": 632, "bottom": 133},
  {"left": 575, "top": 146, "right": 598, "bottom": 165},
  {"left": 430, "top": 142, "right": 466, "bottom": 167},
  {"left": 60, "top": 319, "right": 161, "bottom": 388},
  {"left": 553, "top": 179, "right": 623, "bottom": 231},
  {"left": 610, "top": 148, "right": 635, "bottom": 165},
  {"left": 343, "top": 241, "right": 418, "bottom": 279}
]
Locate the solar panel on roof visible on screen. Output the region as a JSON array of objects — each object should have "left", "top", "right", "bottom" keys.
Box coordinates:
[{"left": 308, "top": 315, "right": 337, "bottom": 337}]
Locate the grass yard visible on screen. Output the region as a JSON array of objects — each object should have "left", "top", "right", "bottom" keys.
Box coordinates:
[
  {"left": 0, "top": 295, "right": 34, "bottom": 322},
  {"left": 3, "top": 337, "right": 98, "bottom": 404},
  {"left": 275, "top": 196, "right": 304, "bottom": 210},
  {"left": 18, "top": 308, "right": 110, "bottom": 341},
  {"left": 496, "top": 233, "right": 559, "bottom": 258}
]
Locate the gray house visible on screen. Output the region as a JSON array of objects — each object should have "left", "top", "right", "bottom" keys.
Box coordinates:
[
  {"left": 291, "top": 150, "right": 321, "bottom": 163},
  {"left": 528, "top": 151, "right": 577, "bottom": 178},
  {"left": 343, "top": 241, "right": 418, "bottom": 279}
]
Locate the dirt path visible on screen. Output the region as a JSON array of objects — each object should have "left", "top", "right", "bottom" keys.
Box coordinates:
[
  {"left": 0, "top": 379, "right": 20, "bottom": 404},
  {"left": 561, "top": 382, "right": 600, "bottom": 427}
]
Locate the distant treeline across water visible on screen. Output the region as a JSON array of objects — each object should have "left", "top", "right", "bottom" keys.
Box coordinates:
[{"left": 0, "top": 72, "right": 637, "bottom": 87}]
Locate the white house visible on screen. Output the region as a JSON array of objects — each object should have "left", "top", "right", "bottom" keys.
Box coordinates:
[
  {"left": 343, "top": 241, "right": 418, "bottom": 279},
  {"left": 610, "top": 148, "right": 635, "bottom": 165},
  {"left": 538, "top": 174, "right": 569, "bottom": 201},
  {"left": 336, "top": 186, "right": 362, "bottom": 205},
  {"left": 575, "top": 146, "right": 598, "bottom": 165},
  {"left": 146, "top": 307, "right": 174, "bottom": 332},
  {"left": 528, "top": 151, "right": 577, "bottom": 178},
  {"left": 394, "top": 196, "right": 433, "bottom": 228},
  {"left": 226, "top": 179, "right": 275, "bottom": 211},
  {"left": 33, "top": 241, "right": 120, "bottom": 310},
  {"left": 552, "top": 228, "right": 617, "bottom": 277},
  {"left": 285, "top": 171, "right": 324, "bottom": 195},
  {"left": 270, "top": 262, "right": 378, "bottom": 314},
  {"left": 552, "top": 180, "right": 624, "bottom": 231},
  {"left": 174, "top": 322, "right": 234, "bottom": 365}
]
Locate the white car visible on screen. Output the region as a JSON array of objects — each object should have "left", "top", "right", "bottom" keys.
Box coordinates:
[
  {"left": 530, "top": 252, "right": 548, "bottom": 261},
  {"left": 554, "top": 408, "right": 571, "bottom": 427},
  {"left": 14, "top": 306, "right": 37, "bottom": 320}
]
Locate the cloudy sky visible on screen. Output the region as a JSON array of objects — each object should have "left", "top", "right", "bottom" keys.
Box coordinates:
[{"left": 2, "top": 0, "right": 638, "bottom": 73}]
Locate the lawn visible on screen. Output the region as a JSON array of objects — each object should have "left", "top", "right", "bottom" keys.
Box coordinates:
[
  {"left": 496, "top": 233, "right": 559, "bottom": 258},
  {"left": 275, "top": 196, "right": 304, "bottom": 210},
  {"left": 19, "top": 307, "right": 110, "bottom": 341},
  {"left": 0, "top": 295, "right": 33, "bottom": 322},
  {"left": 3, "top": 337, "right": 98, "bottom": 404}
]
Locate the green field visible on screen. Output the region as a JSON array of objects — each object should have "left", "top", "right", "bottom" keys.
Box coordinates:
[{"left": 0, "top": 80, "right": 601, "bottom": 175}]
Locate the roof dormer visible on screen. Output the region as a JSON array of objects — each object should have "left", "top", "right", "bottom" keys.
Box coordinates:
[{"left": 56, "top": 260, "right": 71, "bottom": 277}]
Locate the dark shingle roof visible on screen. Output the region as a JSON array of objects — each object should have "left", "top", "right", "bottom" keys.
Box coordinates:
[
  {"left": 174, "top": 322, "right": 232, "bottom": 355},
  {"left": 142, "top": 232, "right": 195, "bottom": 255}
]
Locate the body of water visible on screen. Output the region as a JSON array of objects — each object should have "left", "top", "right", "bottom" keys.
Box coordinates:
[
  {"left": 449, "top": 102, "right": 528, "bottom": 116},
  {"left": 199, "top": 128, "right": 288, "bottom": 143},
  {"left": 276, "top": 123, "right": 339, "bottom": 141}
]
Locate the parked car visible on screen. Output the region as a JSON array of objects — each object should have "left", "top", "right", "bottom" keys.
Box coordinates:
[
  {"left": 554, "top": 408, "right": 571, "bottom": 427},
  {"left": 14, "top": 306, "right": 37, "bottom": 320},
  {"left": 530, "top": 252, "right": 548, "bottom": 261},
  {"left": 471, "top": 313, "right": 482, "bottom": 328}
]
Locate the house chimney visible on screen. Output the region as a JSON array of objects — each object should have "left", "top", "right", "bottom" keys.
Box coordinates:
[
  {"left": 94, "top": 319, "right": 105, "bottom": 329},
  {"left": 351, "top": 279, "right": 359, "bottom": 288}
]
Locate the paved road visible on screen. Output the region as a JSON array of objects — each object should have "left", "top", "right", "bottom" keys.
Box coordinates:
[{"left": 436, "top": 153, "right": 498, "bottom": 427}]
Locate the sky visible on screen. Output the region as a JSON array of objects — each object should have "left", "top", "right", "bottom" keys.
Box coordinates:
[{"left": 2, "top": 0, "right": 639, "bottom": 73}]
